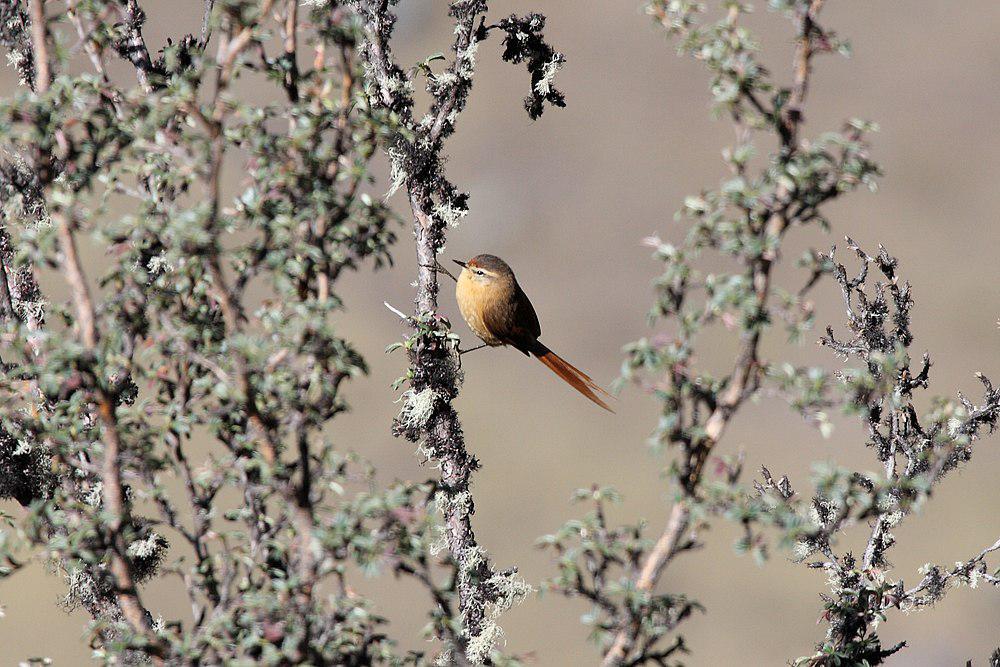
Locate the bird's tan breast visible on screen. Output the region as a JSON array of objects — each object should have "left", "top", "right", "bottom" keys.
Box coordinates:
[{"left": 456, "top": 275, "right": 504, "bottom": 346}]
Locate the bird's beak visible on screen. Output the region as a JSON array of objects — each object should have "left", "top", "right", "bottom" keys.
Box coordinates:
[{"left": 452, "top": 260, "right": 467, "bottom": 269}]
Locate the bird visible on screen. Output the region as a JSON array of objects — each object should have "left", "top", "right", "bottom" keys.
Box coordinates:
[{"left": 452, "top": 254, "right": 614, "bottom": 412}]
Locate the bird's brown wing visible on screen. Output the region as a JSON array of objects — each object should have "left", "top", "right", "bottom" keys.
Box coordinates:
[
  {"left": 514, "top": 284, "right": 541, "bottom": 339},
  {"left": 481, "top": 283, "right": 541, "bottom": 356}
]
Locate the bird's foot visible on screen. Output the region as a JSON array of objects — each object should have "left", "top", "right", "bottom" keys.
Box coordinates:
[{"left": 454, "top": 343, "right": 485, "bottom": 370}]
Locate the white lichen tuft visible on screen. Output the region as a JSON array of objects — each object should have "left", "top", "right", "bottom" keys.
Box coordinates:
[
  {"left": 533, "top": 55, "right": 563, "bottom": 96},
  {"left": 386, "top": 147, "right": 407, "bottom": 198},
  {"left": 433, "top": 198, "right": 468, "bottom": 228},
  {"left": 809, "top": 497, "right": 837, "bottom": 528},
  {"left": 434, "top": 648, "right": 454, "bottom": 666},
  {"left": 823, "top": 564, "right": 845, "bottom": 596},
  {"left": 5, "top": 50, "right": 29, "bottom": 87},
  {"left": 15, "top": 299, "right": 46, "bottom": 323},
  {"left": 432, "top": 71, "right": 458, "bottom": 89},
  {"left": 397, "top": 387, "right": 440, "bottom": 430},
  {"left": 146, "top": 252, "right": 173, "bottom": 275},
  {"left": 83, "top": 481, "right": 104, "bottom": 508},
  {"left": 792, "top": 538, "right": 816, "bottom": 561},
  {"left": 385, "top": 73, "right": 413, "bottom": 96},
  {"left": 436, "top": 490, "right": 472, "bottom": 519},
  {"left": 461, "top": 544, "right": 487, "bottom": 575},
  {"left": 465, "top": 622, "right": 504, "bottom": 665},
  {"left": 457, "top": 40, "right": 479, "bottom": 80},
  {"left": 462, "top": 567, "right": 533, "bottom": 664},
  {"left": 881, "top": 510, "right": 904, "bottom": 528},
  {"left": 486, "top": 569, "right": 533, "bottom": 615},
  {"left": 12, "top": 438, "right": 32, "bottom": 456},
  {"left": 63, "top": 566, "right": 103, "bottom": 611},
  {"left": 418, "top": 113, "right": 435, "bottom": 132},
  {"left": 428, "top": 524, "right": 448, "bottom": 557},
  {"left": 127, "top": 532, "right": 166, "bottom": 560}
]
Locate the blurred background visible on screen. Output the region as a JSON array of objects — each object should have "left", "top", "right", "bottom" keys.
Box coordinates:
[{"left": 3, "top": 1, "right": 1000, "bottom": 664}]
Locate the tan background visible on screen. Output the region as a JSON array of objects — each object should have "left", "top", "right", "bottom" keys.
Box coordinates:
[{"left": 3, "top": 1, "right": 1000, "bottom": 664}]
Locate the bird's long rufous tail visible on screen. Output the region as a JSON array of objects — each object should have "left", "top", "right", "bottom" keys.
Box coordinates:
[{"left": 528, "top": 341, "right": 614, "bottom": 412}]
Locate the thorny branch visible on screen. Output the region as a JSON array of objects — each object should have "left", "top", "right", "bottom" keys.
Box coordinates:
[{"left": 694, "top": 240, "right": 1000, "bottom": 664}]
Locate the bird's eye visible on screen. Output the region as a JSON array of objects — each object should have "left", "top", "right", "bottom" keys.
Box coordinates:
[{"left": 474, "top": 269, "right": 484, "bottom": 276}]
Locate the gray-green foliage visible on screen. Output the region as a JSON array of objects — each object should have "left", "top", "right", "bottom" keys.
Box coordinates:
[
  {"left": 2, "top": 1, "right": 996, "bottom": 665},
  {"left": 540, "top": 2, "right": 1000, "bottom": 666},
  {"left": 0, "top": 1, "right": 471, "bottom": 663}
]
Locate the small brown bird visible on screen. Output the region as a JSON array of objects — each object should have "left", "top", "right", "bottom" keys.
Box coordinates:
[{"left": 453, "top": 254, "right": 613, "bottom": 412}]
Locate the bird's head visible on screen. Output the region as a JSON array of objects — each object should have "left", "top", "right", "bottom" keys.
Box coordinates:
[{"left": 453, "top": 254, "right": 515, "bottom": 286}]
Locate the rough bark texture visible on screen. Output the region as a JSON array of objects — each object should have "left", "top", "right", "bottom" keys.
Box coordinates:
[{"left": 354, "top": 1, "right": 564, "bottom": 659}]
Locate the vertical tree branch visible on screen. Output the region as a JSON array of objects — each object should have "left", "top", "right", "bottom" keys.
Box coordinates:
[
  {"left": 116, "top": 0, "right": 155, "bottom": 92},
  {"left": 52, "top": 206, "right": 163, "bottom": 655},
  {"left": 4, "top": 1, "right": 148, "bottom": 644},
  {"left": 354, "top": 1, "right": 565, "bottom": 658},
  {"left": 27, "top": 0, "right": 49, "bottom": 93},
  {"left": 357, "top": 0, "right": 494, "bottom": 644}
]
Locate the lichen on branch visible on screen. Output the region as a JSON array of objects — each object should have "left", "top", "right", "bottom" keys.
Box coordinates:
[{"left": 352, "top": 0, "right": 565, "bottom": 661}]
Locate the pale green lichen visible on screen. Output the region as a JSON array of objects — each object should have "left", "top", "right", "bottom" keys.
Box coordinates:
[
  {"left": 126, "top": 533, "right": 166, "bottom": 561},
  {"left": 451, "top": 539, "right": 532, "bottom": 664},
  {"left": 397, "top": 387, "right": 439, "bottom": 430},
  {"left": 435, "top": 490, "right": 472, "bottom": 519},
  {"left": 433, "top": 198, "right": 468, "bottom": 228},
  {"left": 386, "top": 146, "right": 407, "bottom": 198},
  {"left": 465, "top": 623, "right": 504, "bottom": 665},
  {"left": 486, "top": 569, "right": 533, "bottom": 616}
]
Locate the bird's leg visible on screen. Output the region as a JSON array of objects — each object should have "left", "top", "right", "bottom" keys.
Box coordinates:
[
  {"left": 453, "top": 342, "right": 485, "bottom": 370},
  {"left": 419, "top": 260, "right": 458, "bottom": 283}
]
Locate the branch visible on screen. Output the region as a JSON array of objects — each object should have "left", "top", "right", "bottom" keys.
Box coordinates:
[
  {"left": 354, "top": 0, "right": 563, "bottom": 659},
  {"left": 52, "top": 205, "right": 164, "bottom": 655},
  {"left": 4, "top": 3, "right": 149, "bottom": 642},
  {"left": 115, "top": 0, "right": 157, "bottom": 92},
  {"left": 603, "top": 3, "right": 828, "bottom": 663},
  {"left": 200, "top": 0, "right": 216, "bottom": 48},
  {"left": 902, "top": 536, "right": 1000, "bottom": 607},
  {"left": 27, "top": 0, "right": 49, "bottom": 92}
]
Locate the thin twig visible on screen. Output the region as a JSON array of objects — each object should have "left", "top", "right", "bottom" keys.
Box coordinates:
[
  {"left": 200, "top": 0, "right": 217, "bottom": 48},
  {"left": 28, "top": 0, "right": 50, "bottom": 93},
  {"left": 118, "top": 0, "right": 156, "bottom": 93}
]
